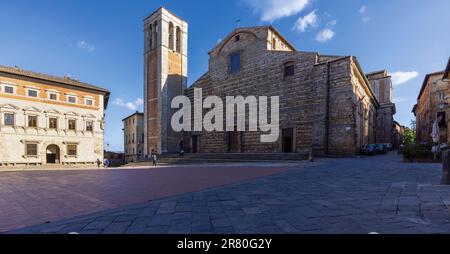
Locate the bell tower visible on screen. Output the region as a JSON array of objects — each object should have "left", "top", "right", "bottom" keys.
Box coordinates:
[{"left": 144, "top": 7, "right": 188, "bottom": 155}]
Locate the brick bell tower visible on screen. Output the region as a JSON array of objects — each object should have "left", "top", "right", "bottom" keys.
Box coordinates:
[{"left": 144, "top": 7, "right": 188, "bottom": 155}]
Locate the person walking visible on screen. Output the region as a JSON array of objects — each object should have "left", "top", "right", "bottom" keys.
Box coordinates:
[
  {"left": 103, "top": 158, "right": 110, "bottom": 168},
  {"left": 96, "top": 158, "right": 101, "bottom": 168},
  {"left": 151, "top": 149, "right": 157, "bottom": 167}
]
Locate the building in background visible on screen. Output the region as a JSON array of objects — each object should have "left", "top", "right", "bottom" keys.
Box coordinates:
[
  {"left": 122, "top": 111, "right": 144, "bottom": 163},
  {"left": 367, "top": 70, "right": 396, "bottom": 145},
  {"left": 393, "top": 121, "right": 406, "bottom": 148},
  {"left": 144, "top": 7, "right": 188, "bottom": 156},
  {"left": 413, "top": 58, "right": 450, "bottom": 144},
  {"left": 0, "top": 65, "right": 110, "bottom": 167}
]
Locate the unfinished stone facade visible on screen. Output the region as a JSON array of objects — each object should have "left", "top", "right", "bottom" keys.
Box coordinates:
[
  {"left": 141, "top": 8, "right": 396, "bottom": 156},
  {"left": 182, "top": 26, "right": 381, "bottom": 156},
  {"left": 367, "top": 70, "right": 396, "bottom": 144}
]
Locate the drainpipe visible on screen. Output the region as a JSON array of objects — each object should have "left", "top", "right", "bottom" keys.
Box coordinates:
[{"left": 325, "top": 61, "right": 331, "bottom": 155}]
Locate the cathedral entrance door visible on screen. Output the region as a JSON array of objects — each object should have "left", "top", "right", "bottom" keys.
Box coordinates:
[
  {"left": 228, "top": 131, "right": 241, "bottom": 153},
  {"left": 192, "top": 136, "right": 199, "bottom": 153},
  {"left": 282, "top": 128, "right": 294, "bottom": 153}
]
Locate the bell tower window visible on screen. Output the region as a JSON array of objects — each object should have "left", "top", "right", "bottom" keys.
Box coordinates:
[
  {"left": 169, "top": 22, "right": 174, "bottom": 50},
  {"left": 176, "top": 26, "right": 181, "bottom": 53}
]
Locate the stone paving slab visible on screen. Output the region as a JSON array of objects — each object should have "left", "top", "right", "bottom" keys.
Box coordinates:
[{"left": 9, "top": 153, "right": 450, "bottom": 234}]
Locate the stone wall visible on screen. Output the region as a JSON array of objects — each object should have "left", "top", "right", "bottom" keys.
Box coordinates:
[{"left": 183, "top": 27, "right": 379, "bottom": 156}]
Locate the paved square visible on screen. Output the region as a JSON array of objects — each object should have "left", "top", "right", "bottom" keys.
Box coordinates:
[
  {"left": 8, "top": 153, "right": 450, "bottom": 234},
  {"left": 0, "top": 164, "right": 290, "bottom": 232}
]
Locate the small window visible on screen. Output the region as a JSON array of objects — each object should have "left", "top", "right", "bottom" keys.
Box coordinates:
[
  {"left": 230, "top": 52, "right": 241, "bottom": 75},
  {"left": 68, "top": 96, "right": 77, "bottom": 104},
  {"left": 4, "top": 113, "right": 14, "bottom": 126},
  {"left": 168, "top": 22, "right": 174, "bottom": 50},
  {"left": 235, "top": 35, "right": 240, "bottom": 42},
  {"left": 26, "top": 144, "right": 38, "bottom": 157},
  {"left": 67, "top": 144, "right": 77, "bottom": 156},
  {"left": 284, "top": 63, "right": 295, "bottom": 77},
  {"left": 86, "top": 99, "right": 93, "bottom": 106},
  {"left": 86, "top": 121, "right": 93, "bottom": 132},
  {"left": 4, "top": 86, "right": 14, "bottom": 94},
  {"left": 49, "top": 93, "right": 57, "bottom": 100},
  {"left": 438, "top": 112, "right": 446, "bottom": 128},
  {"left": 438, "top": 92, "right": 445, "bottom": 102},
  {"left": 49, "top": 118, "right": 58, "bottom": 129},
  {"left": 28, "top": 90, "right": 38, "bottom": 97},
  {"left": 68, "top": 119, "right": 76, "bottom": 130},
  {"left": 28, "top": 115, "right": 38, "bottom": 128}
]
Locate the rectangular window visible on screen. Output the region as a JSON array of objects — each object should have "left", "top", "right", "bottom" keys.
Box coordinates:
[
  {"left": 28, "top": 115, "right": 38, "bottom": 128},
  {"left": 438, "top": 112, "right": 446, "bottom": 128},
  {"left": 49, "top": 93, "right": 57, "bottom": 100},
  {"left": 4, "top": 86, "right": 14, "bottom": 94},
  {"left": 68, "top": 119, "right": 76, "bottom": 130},
  {"left": 67, "top": 144, "right": 77, "bottom": 156},
  {"left": 284, "top": 63, "right": 295, "bottom": 77},
  {"left": 4, "top": 113, "right": 14, "bottom": 126},
  {"left": 49, "top": 118, "right": 58, "bottom": 129},
  {"left": 86, "top": 121, "right": 93, "bottom": 132},
  {"left": 86, "top": 99, "right": 93, "bottom": 106},
  {"left": 68, "top": 96, "right": 77, "bottom": 103},
  {"left": 230, "top": 52, "right": 241, "bottom": 75},
  {"left": 28, "top": 90, "right": 38, "bottom": 97},
  {"left": 26, "top": 144, "right": 38, "bottom": 157}
]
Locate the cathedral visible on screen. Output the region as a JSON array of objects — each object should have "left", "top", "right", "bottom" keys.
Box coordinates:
[{"left": 143, "top": 7, "right": 396, "bottom": 156}]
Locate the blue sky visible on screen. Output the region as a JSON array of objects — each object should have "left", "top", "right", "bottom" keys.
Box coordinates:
[{"left": 0, "top": 0, "right": 449, "bottom": 151}]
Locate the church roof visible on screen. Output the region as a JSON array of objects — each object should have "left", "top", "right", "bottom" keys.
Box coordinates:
[{"left": 208, "top": 26, "right": 297, "bottom": 54}]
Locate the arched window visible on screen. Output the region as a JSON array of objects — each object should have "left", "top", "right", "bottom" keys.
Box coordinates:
[
  {"left": 176, "top": 26, "right": 181, "bottom": 53},
  {"left": 148, "top": 24, "right": 153, "bottom": 51},
  {"left": 168, "top": 22, "right": 174, "bottom": 50},
  {"left": 153, "top": 21, "right": 158, "bottom": 49}
]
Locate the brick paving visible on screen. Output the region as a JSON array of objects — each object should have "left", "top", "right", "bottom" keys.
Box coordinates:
[
  {"left": 9, "top": 153, "right": 450, "bottom": 234},
  {"left": 0, "top": 164, "right": 292, "bottom": 233}
]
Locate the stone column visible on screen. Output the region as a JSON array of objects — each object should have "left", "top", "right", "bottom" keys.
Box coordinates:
[{"left": 442, "top": 150, "right": 450, "bottom": 185}]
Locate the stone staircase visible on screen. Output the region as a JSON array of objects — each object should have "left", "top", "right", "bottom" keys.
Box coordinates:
[{"left": 123, "top": 153, "right": 309, "bottom": 167}]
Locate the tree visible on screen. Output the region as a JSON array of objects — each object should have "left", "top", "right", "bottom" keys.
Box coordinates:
[
  {"left": 404, "top": 128, "right": 416, "bottom": 145},
  {"left": 410, "top": 119, "right": 417, "bottom": 133}
]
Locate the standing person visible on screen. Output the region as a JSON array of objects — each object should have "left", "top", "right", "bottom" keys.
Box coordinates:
[
  {"left": 103, "top": 158, "right": 109, "bottom": 168},
  {"left": 151, "top": 149, "right": 157, "bottom": 167},
  {"left": 96, "top": 158, "right": 101, "bottom": 168}
]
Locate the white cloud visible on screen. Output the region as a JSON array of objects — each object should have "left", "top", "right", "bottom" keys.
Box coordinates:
[
  {"left": 390, "top": 71, "right": 420, "bottom": 86},
  {"left": 77, "top": 40, "right": 95, "bottom": 52},
  {"left": 316, "top": 28, "right": 335, "bottom": 42},
  {"left": 293, "top": 10, "right": 318, "bottom": 32},
  {"left": 359, "top": 6, "right": 371, "bottom": 22},
  {"left": 244, "top": 0, "right": 311, "bottom": 22},
  {"left": 393, "top": 96, "right": 407, "bottom": 103},
  {"left": 327, "top": 20, "right": 337, "bottom": 27},
  {"left": 359, "top": 6, "right": 368, "bottom": 14},
  {"left": 112, "top": 98, "right": 144, "bottom": 111}
]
